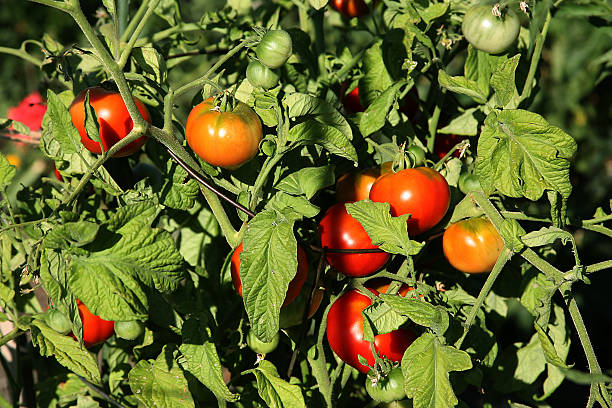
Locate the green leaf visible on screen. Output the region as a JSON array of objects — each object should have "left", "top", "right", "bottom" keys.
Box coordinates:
[
  {"left": 0, "top": 282, "right": 14, "bottom": 306},
  {"left": 498, "top": 219, "right": 525, "bottom": 252},
  {"left": 464, "top": 46, "right": 507, "bottom": 98},
  {"left": 379, "top": 294, "right": 449, "bottom": 335},
  {"left": 275, "top": 165, "right": 335, "bottom": 199},
  {"left": 242, "top": 208, "right": 301, "bottom": 342},
  {"left": 250, "top": 360, "right": 306, "bottom": 408},
  {"left": 160, "top": 161, "right": 200, "bottom": 210},
  {"left": 133, "top": 47, "right": 167, "bottom": 83},
  {"left": 0, "top": 154, "right": 16, "bottom": 188},
  {"left": 45, "top": 90, "right": 82, "bottom": 154},
  {"left": 266, "top": 192, "right": 320, "bottom": 218},
  {"left": 475, "top": 109, "right": 577, "bottom": 201},
  {"left": 154, "top": 0, "right": 181, "bottom": 26},
  {"left": 491, "top": 55, "right": 521, "bottom": 108},
  {"left": 30, "top": 319, "right": 101, "bottom": 385},
  {"left": 180, "top": 318, "right": 239, "bottom": 402},
  {"left": 521, "top": 226, "right": 574, "bottom": 248},
  {"left": 534, "top": 323, "right": 569, "bottom": 368},
  {"left": 345, "top": 201, "right": 424, "bottom": 255},
  {"left": 438, "top": 108, "right": 480, "bottom": 136},
  {"left": 359, "top": 42, "right": 394, "bottom": 107},
  {"left": 285, "top": 93, "right": 352, "bottom": 140},
  {"left": 308, "top": 0, "right": 327, "bottom": 9},
  {"left": 288, "top": 120, "right": 358, "bottom": 163},
  {"left": 520, "top": 268, "right": 556, "bottom": 326},
  {"left": 44, "top": 221, "right": 99, "bottom": 250},
  {"left": 129, "top": 346, "right": 195, "bottom": 408},
  {"left": 361, "top": 299, "right": 409, "bottom": 343},
  {"left": 418, "top": 2, "right": 448, "bottom": 23},
  {"left": 402, "top": 333, "right": 472, "bottom": 408},
  {"left": 559, "top": 369, "right": 612, "bottom": 385},
  {"left": 102, "top": 0, "right": 116, "bottom": 16},
  {"left": 438, "top": 70, "right": 487, "bottom": 104},
  {"left": 83, "top": 91, "right": 102, "bottom": 150},
  {"left": 359, "top": 81, "right": 407, "bottom": 137}
]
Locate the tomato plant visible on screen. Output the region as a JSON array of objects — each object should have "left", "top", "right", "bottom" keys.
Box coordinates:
[
  {"left": 330, "top": 0, "right": 370, "bottom": 18},
  {"left": 369, "top": 167, "right": 450, "bottom": 236},
  {"left": 75, "top": 300, "right": 115, "bottom": 348},
  {"left": 185, "top": 98, "right": 262, "bottom": 169},
  {"left": 279, "top": 280, "right": 324, "bottom": 328},
  {"left": 326, "top": 289, "right": 417, "bottom": 373},
  {"left": 231, "top": 242, "right": 309, "bottom": 307},
  {"left": 458, "top": 173, "right": 482, "bottom": 195},
  {"left": 69, "top": 87, "right": 151, "bottom": 157},
  {"left": 434, "top": 134, "right": 466, "bottom": 159},
  {"left": 247, "top": 329, "right": 280, "bottom": 354},
  {"left": 45, "top": 308, "right": 71, "bottom": 335},
  {"left": 335, "top": 162, "right": 391, "bottom": 202},
  {"left": 114, "top": 320, "right": 145, "bottom": 340},
  {"left": 462, "top": 4, "right": 520, "bottom": 54},
  {"left": 255, "top": 29, "right": 292, "bottom": 69},
  {"left": 443, "top": 217, "right": 505, "bottom": 274},
  {"left": 365, "top": 367, "right": 406, "bottom": 403},
  {"left": 318, "top": 202, "right": 390, "bottom": 277},
  {"left": 340, "top": 84, "right": 366, "bottom": 114},
  {"left": 246, "top": 60, "right": 280, "bottom": 89}
]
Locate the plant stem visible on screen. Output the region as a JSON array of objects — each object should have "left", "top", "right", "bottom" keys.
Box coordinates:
[
  {"left": 118, "top": 0, "right": 161, "bottom": 68},
  {"left": 0, "top": 328, "right": 25, "bottom": 348},
  {"left": 120, "top": 0, "right": 150, "bottom": 42},
  {"left": 0, "top": 47, "right": 42, "bottom": 66},
  {"left": 0, "top": 218, "right": 49, "bottom": 234},
  {"left": 584, "top": 260, "right": 612, "bottom": 274},
  {"left": 27, "top": 0, "right": 69, "bottom": 11},
  {"left": 455, "top": 246, "right": 512, "bottom": 349},
  {"left": 519, "top": 9, "right": 551, "bottom": 103}
]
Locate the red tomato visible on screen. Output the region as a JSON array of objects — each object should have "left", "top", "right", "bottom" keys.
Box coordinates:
[
  {"left": 53, "top": 165, "right": 63, "bottom": 181},
  {"left": 434, "top": 134, "right": 466, "bottom": 159},
  {"left": 7, "top": 91, "right": 46, "bottom": 134},
  {"left": 186, "top": 98, "right": 262, "bottom": 169},
  {"left": 318, "top": 202, "right": 390, "bottom": 277},
  {"left": 230, "top": 242, "right": 309, "bottom": 307},
  {"left": 69, "top": 87, "right": 151, "bottom": 158},
  {"left": 369, "top": 167, "right": 450, "bottom": 236},
  {"left": 335, "top": 162, "right": 392, "bottom": 202},
  {"left": 75, "top": 299, "right": 115, "bottom": 348},
  {"left": 330, "top": 0, "right": 370, "bottom": 18},
  {"left": 340, "top": 83, "right": 366, "bottom": 114},
  {"left": 326, "top": 289, "right": 417, "bottom": 373},
  {"left": 366, "top": 278, "right": 417, "bottom": 298},
  {"left": 442, "top": 217, "right": 504, "bottom": 274}
]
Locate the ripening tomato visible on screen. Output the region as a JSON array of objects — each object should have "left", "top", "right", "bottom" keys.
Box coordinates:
[
  {"left": 434, "top": 134, "right": 466, "bottom": 159},
  {"left": 186, "top": 98, "right": 262, "bottom": 169},
  {"left": 462, "top": 5, "right": 520, "bottom": 54},
  {"left": 336, "top": 162, "right": 392, "bottom": 202},
  {"left": 246, "top": 60, "right": 280, "bottom": 89},
  {"left": 406, "top": 145, "right": 426, "bottom": 167},
  {"left": 326, "top": 289, "right": 417, "bottom": 373},
  {"left": 69, "top": 87, "right": 151, "bottom": 157},
  {"left": 369, "top": 167, "right": 450, "bottom": 236},
  {"left": 443, "top": 217, "right": 504, "bottom": 274},
  {"left": 318, "top": 202, "right": 390, "bottom": 277},
  {"left": 230, "top": 242, "right": 309, "bottom": 307},
  {"left": 247, "top": 329, "right": 280, "bottom": 354},
  {"left": 279, "top": 279, "right": 324, "bottom": 328},
  {"left": 365, "top": 367, "right": 406, "bottom": 403},
  {"left": 330, "top": 0, "right": 370, "bottom": 18},
  {"left": 256, "top": 30, "right": 293, "bottom": 69},
  {"left": 45, "top": 308, "right": 71, "bottom": 335},
  {"left": 114, "top": 320, "right": 145, "bottom": 340},
  {"left": 75, "top": 299, "right": 115, "bottom": 348},
  {"left": 458, "top": 173, "right": 483, "bottom": 195}
]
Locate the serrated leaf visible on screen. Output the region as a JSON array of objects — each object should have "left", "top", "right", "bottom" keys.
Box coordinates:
[
  {"left": 475, "top": 110, "right": 577, "bottom": 201},
  {"left": 345, "top": 201, "right": 423, "bottom": 255},
  {"left": 250, "top": 360, "right": 306, "bottom": 408},
  {"left": 402, "top": 333, "right": 472, "bottom": 408},
  {"left": 438, "top": 108, "right": 479, "bottom": 136},
  {"left": 242, "top": 208, "right": 301, "bottom": 342},
  {"left": 288, "top": 120, "right": 358, "bottom": 163},
  {"left": 275, "top": 165, "right": 335, "bottom": 199},
  {"left": 45, "top": 90, "right": 82, "bottom": 154},
  {"left": 285, "top": 93, "right": 352, "bottom": 140},
  {"left": 534, "top": 323, "right": 568, "bottom": 368},
  {"left": 180, "top": 318, "right": 238, "bottom": 402},
  {"left": 438, "top": 70, "right": 487, "bottom": 104},
  {"left": 266, "top": 192, "right": 320, "bottom": 218},
  {"left": 83, "top": 91, "right": 102, "bottom": 150},
  {"left": 419, "top": 2, "right": 448, "bottom": 24},
  {"left": 160, "top": 161, "right": 200, "bottom": 210},
  {"left": 521, "top": 226, "right": 574, "bottom": 248},
  {"left": 44, "top": 221, "right": 99, "bottom": 250},
  {"left": 491, "top": 55, "right": 520, "bottom": 108},
  {"left": 498, "top": 219, "right": 525, "bottom": 252},
  {"left": 308, "top": 0, "right": 327, "bottom": 9},
  {"left": 464, "top": 46, "right": 507, "bottom": 98},
  {"left": 359, "top": 42, "right": 394, "bottom": 107},
  {"left": 101, "top": 0, "right": 115, "bottom": 16},
  {"left": 30, "top": 319, "right": 101, "bottom": 385},
  {"left": 133, "top": 47, "right": 167, "bottom": 83},
  {"left": 520, "top": 269, "right": 556, "bottom": 326},
  {"left": 380, "top": 294, "right": 449, "bottom": 335},
  {"left": 129, "top": 347, "right": 195, "bottom": 408},
  {"left": 0, "top": 282, "right": 14, "bottom": 305},
  {"left": 359, "top": 81, "right": 407, "bottom": 137},
  {"left": 0, "top": 154, "right": 16, "bottom": 187},
  {"left": 362, "top": 300, "right": 408, "bottom": 342}
]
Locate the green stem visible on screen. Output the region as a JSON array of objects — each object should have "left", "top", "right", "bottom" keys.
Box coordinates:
[
  {"left": 580, "top": 224, "right": 612, "bottom": 239},
  {"left": 27, "top": 0, "right": 69, "bottom": 11},
  {"left": 310, "top": 291, "right": 337, "bottom": 408},
  {"left": 433, "top": 139, "right": 469, "bottom": 171},
  {"left": 334, "top": 45, "right": 372, "bottom": 83},
  {"left": 582, "top": 213, "right": 612, "bottom": 225},
  {"left": 519, "top": 9, "right": 551, "bottom": 103},
  {"left": 200, "top": 187, "right": 238, "bottom": 248},
  {"left": 0, "top": 46, "right": 42, "bottom": 66},
  {"left": 584, "top": 260, "right": 612, "bottom": 275},
  {"left": 0, "top": 328, "right": 25, "bottom": 348},
  {"left": 120, "top": 0, "right": 150, "bottom": 42},
  {"left": 426, "top": 90, "right": 444, "bottom": 153},
  {"left": 455, "top": 246, "right": 512, "bottom": 349},
  {"left": 0, "top": 218, "right": 49, "bottom": 234},
  {"left": 312, "top": 9, "right": 327, "bottom": 80},
  {"left": 295, "top": 0, "right": 310, "bottom": 33},
  {"left": 118, "top": 0, "right": 161, "bottom": 68},
  {"left": 248, "top": 150, "right": 286, "bottom": 210}
]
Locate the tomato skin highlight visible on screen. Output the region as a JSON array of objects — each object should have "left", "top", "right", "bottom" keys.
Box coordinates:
[
  {"left": 75, "top": 299, "right": 115, "bottom": 348},
  {"left": 255, "top": 30, "right": 292, "bottom": 69},
  {"left": 186, "top": 98, "right": 262, "bottom": 169},
  {"left": 443, "top": 217, "right": 505, "bottom": 274},
  {"left": 326, "top": 289, "right": 417, "bottom": 373},
  {"left": 369, "top": 167, "right": 450, "bottom": 236},
  {"left": 365, "top": 367, "right": 406, "bottom": 403},
  {"left": 318, "top": 202, "right": 390, "bottom": 277},
  {"left": 230, "top": 242, "right": 309, "bottom": 307},
  {"left": 462, "top": 5, "right": 520, "bottom": 54},
  {"left": 330, "top": 0, "right": 370, "bottom": 18},
  {"left": 69, "top": 87, "right": 151, "bottom": 158}
]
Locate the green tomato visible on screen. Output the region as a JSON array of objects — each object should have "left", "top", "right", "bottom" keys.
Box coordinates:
[
  {"left": 114, "top": 320, "right": 145, "bottom": 340},
  {"left": 458, "top": 173, "right": 483, "bottom": 195},
  {"left": 406, "top": 145, "right": 426, "bottom": 167},
  {"left": 462, "top": 5, "right": 520, "bottom": 54},
  {"left": 247, "top": 329, "right": 279, "bottom": 354},
  {"left": 45, "top": 308, "right": 72, "bottom": 335},
  {"left": 256, "top": 30, "right": 292, "bottom": 69},
  {"left": 365, "top": 367, "right": 406, "bottom": 403},
  {"left": 246, "top": 60, "right": 280, "bottom": 89}
]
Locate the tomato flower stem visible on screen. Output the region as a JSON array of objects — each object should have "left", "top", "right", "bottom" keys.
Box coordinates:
[
  {"left": 519, "top": 9, "right": 551, "bottom": 103},
  {"left": 119, "top": 0, "right": 151, "bottom": 43},
  {"left": 118, "top": 0, "right": 161, "bottom": 69}
]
